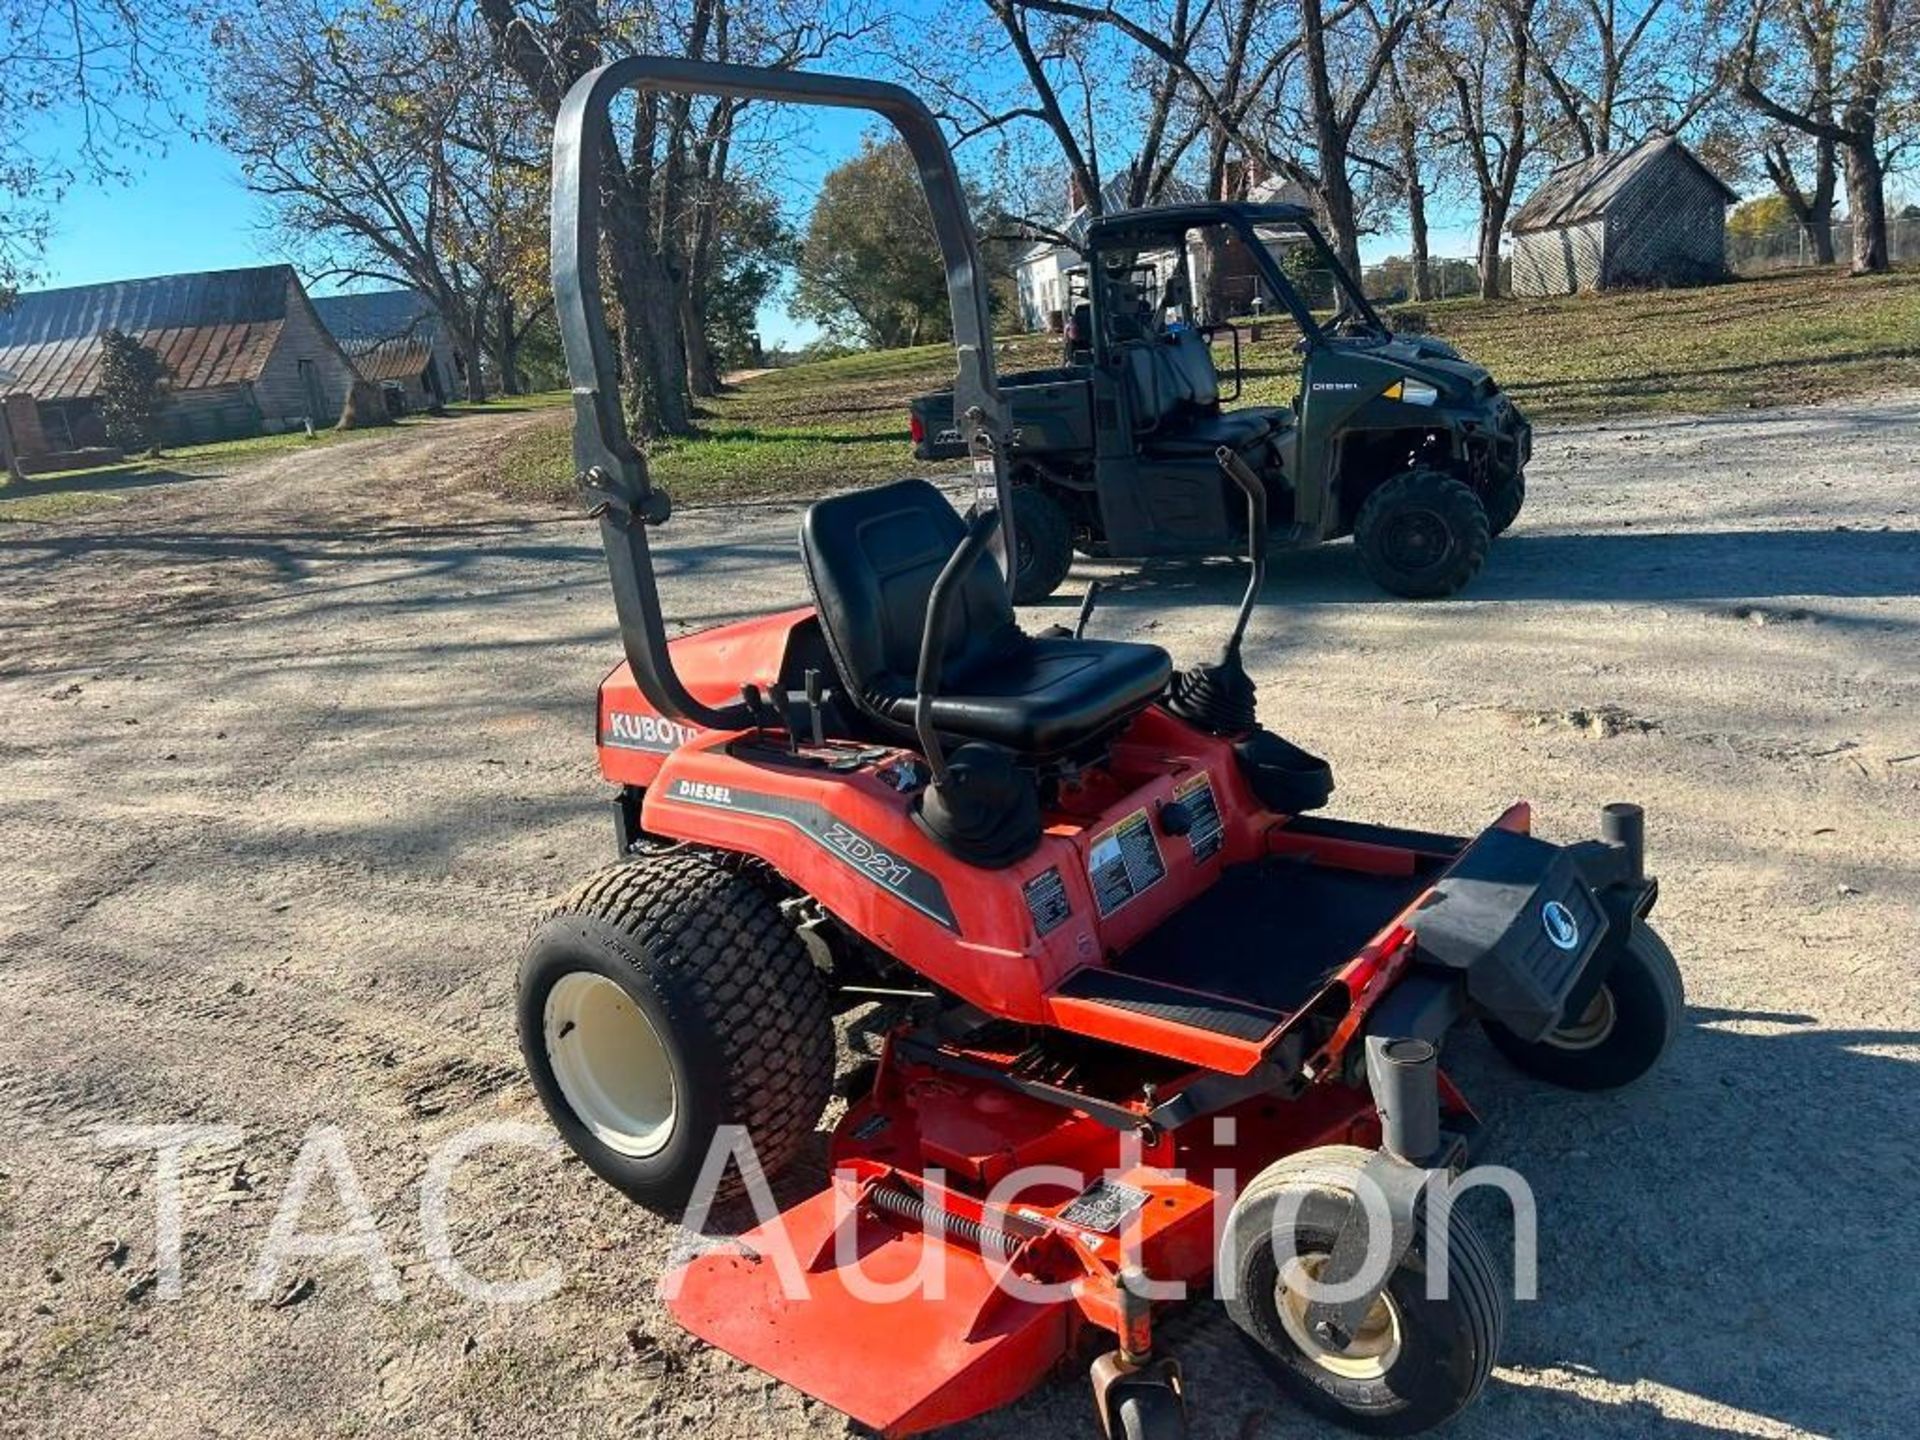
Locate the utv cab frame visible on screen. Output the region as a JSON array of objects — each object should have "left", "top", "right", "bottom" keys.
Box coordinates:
[
  {"left": 910, "top": 202, "right": 1532, "bottom": 601},
  {"left": 522, "top": 56, "right": 1680, "bottom": 1440}
]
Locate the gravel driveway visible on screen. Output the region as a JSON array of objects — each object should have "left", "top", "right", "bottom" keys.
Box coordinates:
[{"left": 1, "top": 398, "right": 1916, "bottom": 1439}]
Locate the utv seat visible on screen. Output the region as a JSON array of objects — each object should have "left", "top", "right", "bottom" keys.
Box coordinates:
[
  {"left": 800, "top": 479, "right": 1171, "bottom": 757},
  {"left": 1123, "top": 329, "right": 1291, "bottom": 454}
]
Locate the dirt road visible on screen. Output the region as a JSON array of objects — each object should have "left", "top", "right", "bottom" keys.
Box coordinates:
[{"left": 2, "top": 399, "right": 1916, "bottom": 1439}]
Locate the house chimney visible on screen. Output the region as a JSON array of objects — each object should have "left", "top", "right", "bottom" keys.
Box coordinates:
[
  {"left": 1069, "top": 172, "right": 1090, "bottom": 211},
  {"left": 1223, "top": 158, "right": 1247, "bottom": 201}
]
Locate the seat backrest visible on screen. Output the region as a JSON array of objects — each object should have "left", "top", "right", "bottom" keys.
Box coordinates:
[
  {"left": 799, "top": 479, "right": 1016, "bottom": 715},
  {"left": 1163, "top": 328, "right": 1219, "bottom": 409},
  {"left": 1120, "top": 340, "right": 1177, "bottom": 433}
]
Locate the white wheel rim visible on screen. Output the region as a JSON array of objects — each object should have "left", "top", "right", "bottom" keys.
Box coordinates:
[
  {"left": 1545, "top": 986, "right": 1617, "bottom": 1052},
  {"left": 544, "top": 972, "right": 677, "bottom": 1158},
  {"left": 1275, "top": 1253, "right": 1405, "bottom": 1382}
]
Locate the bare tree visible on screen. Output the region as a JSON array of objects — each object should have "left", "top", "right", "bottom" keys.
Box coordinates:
[
  {"left": 213, "top": 0, "right": 539, "bottom": 401},
  {"left": 1735, "top": 0, "right": 1913, "bottom": 272},
  {"left": 1427, "top": 0, "right": 1543, "bottom": 298},
  {"left": 0, "top": 0, "right": 206, "bottom": 300},
  {"left": 480, "top": 0, "right": 866, "bottom": 436}
]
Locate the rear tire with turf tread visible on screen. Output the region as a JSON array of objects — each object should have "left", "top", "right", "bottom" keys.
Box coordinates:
[
  {"left": 1483, "top": 468, "right": 1525, "bottom": 537},
  {"left": 1482, "top": 919, "right": 1683, "bottom": 1090},
  {"left": 1354, "top": 469, "right": 1490, "bottom": 599},
  {"left": 518, "top": 850, "right": 834, "bottom": 1211}
]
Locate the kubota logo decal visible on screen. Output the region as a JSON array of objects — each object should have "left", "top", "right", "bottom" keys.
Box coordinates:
[
  {"left": 1541, "top": 900, "right": 1580, "bottom": 951},
  {"left": 822, "top": 822, "right": 911, "bottom": 888},
  {"left": 605, "top": 711, "right": 704, "bottom": 752}
]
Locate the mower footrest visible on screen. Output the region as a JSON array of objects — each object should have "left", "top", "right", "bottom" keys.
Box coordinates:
[
  {"left": 1048, "top": 967, "right": 1280, "bottom": 1074},
  {"left": 664, "top": 1185, "right": 1072, "bottom": 1437}
]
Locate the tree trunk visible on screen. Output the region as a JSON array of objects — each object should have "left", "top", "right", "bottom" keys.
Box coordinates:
[
  {"left": 1842, "top": 137, "right": 1887, "bottom": 273},
  {"left": 1476, "top": 198, "right": 1508, "bottom": 300},
  {"left": 1406, "top": 179, "right": 1432, "bottom": 302},
  {"left": 1300, "top": 0, "right": 1364, "bottom": 286},
  {"left": 679, "top": 271, "right": 717, "bottom": 398},
  {"left": 605, "top": 185, "right": 694, "bottom": 438},
  {"left": 491, "top": 291, "right": 524, "bottom": 396}
]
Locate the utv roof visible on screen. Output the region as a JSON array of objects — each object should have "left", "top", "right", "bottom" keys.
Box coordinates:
[{"left": 1085, "top": 201, "right": 1315, "bottom": 242}]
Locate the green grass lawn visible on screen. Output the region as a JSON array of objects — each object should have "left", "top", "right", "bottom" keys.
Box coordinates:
[{"left": 485, "top": 266, "right": 1920, "bottom": 511}]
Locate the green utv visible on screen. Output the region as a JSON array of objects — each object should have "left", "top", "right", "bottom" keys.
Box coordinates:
[{"left": 908, "top": 203, "right": 1531, "bottom": 602}]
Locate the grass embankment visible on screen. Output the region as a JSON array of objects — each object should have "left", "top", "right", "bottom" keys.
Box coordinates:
[{"left": 486, "top": 266, "right": 1920, "bottom": 510}]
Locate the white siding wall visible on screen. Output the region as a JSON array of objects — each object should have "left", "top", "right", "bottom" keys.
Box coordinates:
[
  {"left": 1511, "top": 218, "right": 1605, "bottom": 296},
  {"left": 253, "top": 277, "right": 361, "bottom": 430}
]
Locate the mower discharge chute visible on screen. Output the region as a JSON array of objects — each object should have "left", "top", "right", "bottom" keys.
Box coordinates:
[{"left": 523, "top": 56, "right": 1683, "bottom": 1440}]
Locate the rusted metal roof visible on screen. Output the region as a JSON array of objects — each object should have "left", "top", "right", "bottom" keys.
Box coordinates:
[
  {"left": 0, "top": 265, "right": 298, "bottom": 401},
  {"left": 1510, "top": 135, "right": 1738, "bottom": 235},
  {"left": 311, "top": 290, "right": 445, "bottom": 387},
  {"left": 342, "top": 337, "right": 435, "bottom": 383}
]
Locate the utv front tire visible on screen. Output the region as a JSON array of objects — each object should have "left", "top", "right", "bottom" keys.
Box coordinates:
[
  {"left": 1354, "top": 470, "right": 1490, "bottom": 599},
  {"left": 518, "top": 851, "right": 834, "bottom": 1211},
  {"left": 1482, "top": 468, "right": 1525, "bottom": 537},
  {"left": 1482, "top": 920, "right": 1683, "bottom": 1090},
  {"left": 981, "top": 483, "right": 1074, "bottom": 603}
]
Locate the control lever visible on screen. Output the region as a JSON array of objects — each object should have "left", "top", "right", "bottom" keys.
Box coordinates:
[
  {"left": 1073, "top": 580, "right": 1102, "bottom": 639},
  {"left": 803, "top": 668, "right": 826, "bottom": 747}
]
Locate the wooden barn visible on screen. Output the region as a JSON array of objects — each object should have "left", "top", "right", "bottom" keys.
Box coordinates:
[
  {"left": 312, "top": 290, "right": 462, "bottom": 413},
  {"left": 0, "top": 265, "right": 360, "bottom": 448},
  {"left": 1509, "top": 136, "right": 1738, "bottom": 297}
]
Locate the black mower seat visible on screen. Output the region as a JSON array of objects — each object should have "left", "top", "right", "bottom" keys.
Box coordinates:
[{"left": 800, "top": 479, "right": 1171, "bottom": 756}]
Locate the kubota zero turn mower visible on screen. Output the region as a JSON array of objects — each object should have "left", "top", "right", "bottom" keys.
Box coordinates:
[{"left": 520, "top": 58, "right": 1683, "bottom": 1440}]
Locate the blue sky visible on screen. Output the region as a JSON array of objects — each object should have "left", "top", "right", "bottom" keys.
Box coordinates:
[{"left": 27, "top": 72, "right": 1484, "bottom": 351}]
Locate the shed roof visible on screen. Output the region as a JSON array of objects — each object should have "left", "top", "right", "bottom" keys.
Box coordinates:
[
  {"left": 0, "top": 265, "right": 301, "bottom": 401},
  {"left": 311, "top": 290, "right": 445, "bottom": 386},
  {"left": 310, "top": 289, "right": 443, "bottom": 345},
  {"left": 341, "top": 337, "right": 436, "bottom": 383},
  {"left": 1509, "top": 135, "right": 1738, "bottom": 235}
]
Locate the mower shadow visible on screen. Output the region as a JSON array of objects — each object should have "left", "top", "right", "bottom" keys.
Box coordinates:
[{"left": 1050, "top": 525, "right": 1920, "bottom": 613}]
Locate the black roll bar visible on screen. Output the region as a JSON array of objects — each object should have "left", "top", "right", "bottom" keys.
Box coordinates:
[{"left": 551, "top": 57, "right": 1011, "bottom": 729}]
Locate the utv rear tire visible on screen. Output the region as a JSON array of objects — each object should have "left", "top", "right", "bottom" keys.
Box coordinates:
[
  {"left": 1354, "top": 470, "right": 1490, "bottom": 599},
  {"left": 981, "top": 483, "right": 1073, "bottom": 603},
  {"left": 1222, "top": 1145, "right": 1505, "bottom": 1435},
  {"left": 1482, "top": 468, "right": 1525, "bottom": 537},
  {"left": 518, "top": 851, "right": 834, "bottom": 1211},
  {"left": 1482, "top": 920, "right": 1683, "bottom": 1090}
]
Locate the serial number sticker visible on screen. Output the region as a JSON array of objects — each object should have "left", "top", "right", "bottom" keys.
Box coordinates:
[
  {"left": 1059, "top": 1178, "right": 1151, "bottom": 1234},
  {"left": 1087, "top": 808, "right": 1166, "bottom": 917},
  {"left": 1173, "top": 772, "right": 1225, "bottom": 862},
  {"left": 1022, "top": 866, "right": 1073, "bottom": 937}
]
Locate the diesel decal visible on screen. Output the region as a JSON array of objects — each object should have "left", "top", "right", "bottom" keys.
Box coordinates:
[
  {"left": 661, "top": 783, "right": 957, "bottom": 930},
  {"left": 603, "top": 711, "right": 705, "bottom": 753}
]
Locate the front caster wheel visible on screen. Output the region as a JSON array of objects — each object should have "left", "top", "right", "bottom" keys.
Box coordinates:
[
  {"left": 1112, "top": 1383, "right": 1186, "bottom": 1440},
  {"left": 1222, "top": 1145, "right": 1505, "bottom": 1436},
  {"left": 1482, "top": 919, "right": 1683, "bottom": 1090},
  {"left": 518, "top": 851, "right": 834, "bottom": 1211}
]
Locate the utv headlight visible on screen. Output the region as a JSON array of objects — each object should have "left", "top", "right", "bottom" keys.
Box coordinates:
[{"left": 1383, "top": 377, "right": 1441, "bottom": 407}]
